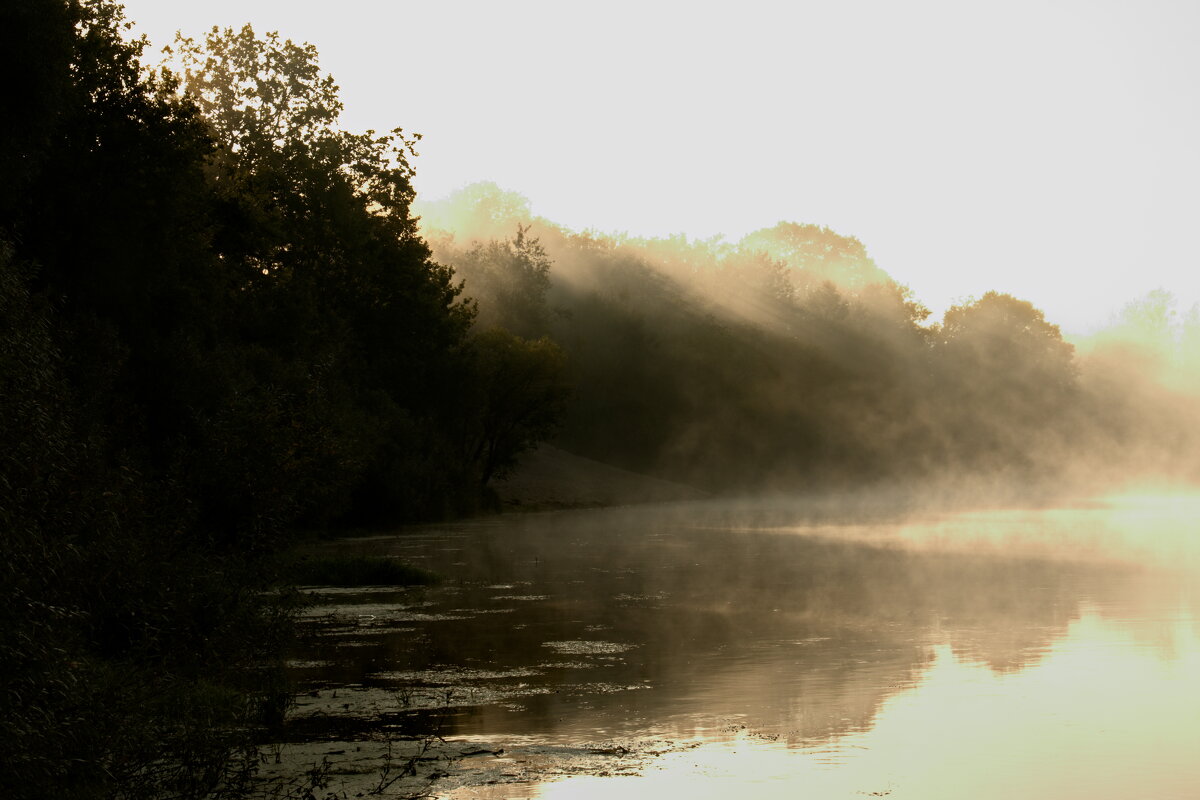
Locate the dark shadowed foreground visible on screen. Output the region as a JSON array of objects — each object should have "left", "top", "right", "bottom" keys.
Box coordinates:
[{"left": 272, "top": 494, "right": 1200, "bottom": 799}]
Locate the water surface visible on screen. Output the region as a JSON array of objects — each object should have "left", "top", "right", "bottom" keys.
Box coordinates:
[{"left": 280, "top": 493, "right": 1200, "bottom": 798}]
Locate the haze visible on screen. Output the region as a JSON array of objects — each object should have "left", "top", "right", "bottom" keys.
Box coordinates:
[
  {"left": 119, "top": 0, "right": 1200, "bottom": 333},
  {"left": 11, "top": 4, "right": 1200, "bottom": 798}
]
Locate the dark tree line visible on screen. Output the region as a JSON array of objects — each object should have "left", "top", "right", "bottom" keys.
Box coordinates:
[{"left": 1, "top": 3, "right": 564, "bottom": 797}]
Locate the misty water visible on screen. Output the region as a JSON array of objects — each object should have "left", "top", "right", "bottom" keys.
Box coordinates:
[{"left": 282, "top": 494, "right": 1200, "bottom": 799}]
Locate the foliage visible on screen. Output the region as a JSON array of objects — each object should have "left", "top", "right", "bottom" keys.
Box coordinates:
[
  {"left": 459, "top": 329, "right": 571, "bottom": 488},
  {"left": 444, "top": 225, "right": 555, "bottom": 338},
  {"left": 423, "top": 182, "right": 1160, "bottom": 492},
  {"left": 0, "top": 240, "right": 282, "bottom": 800},
  {"left": 739, "top": 221, "right": 892, "bottom": 291},
  {"left": 415, "top": 180, "right": 534, "bottom": 241},
  {"left": 159, "top": 21, "right": 481, "bottom": 524},
  {"left": 1, "top": 4, "right": 567, "bottom": 798}
]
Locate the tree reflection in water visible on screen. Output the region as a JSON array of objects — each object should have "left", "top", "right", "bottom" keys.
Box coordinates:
[{"left": 287, "top": 498, "right": 1200, "bottom": 798}]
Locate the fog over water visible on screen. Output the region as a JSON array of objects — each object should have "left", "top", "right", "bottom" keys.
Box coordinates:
[
  {"left": 284, "top": 493, "right": 1200, "bottom": 798},
  {"left": 410, "top": 182, "right": 1200, "bottom": 505}
]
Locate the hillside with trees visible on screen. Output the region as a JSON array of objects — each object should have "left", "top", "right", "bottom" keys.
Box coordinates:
[{"left": 419, "top": 183, "right": 1200, "bottom": 496}]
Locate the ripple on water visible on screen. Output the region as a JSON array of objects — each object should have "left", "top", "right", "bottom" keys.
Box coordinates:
[
  {"left": 536, "top": 660, "right": 599, "bottom": 671},
  {"left": 542, "top": 641, "right": 637, "bottom": 655},
  {"left": 297, "top": 586, "right": 418, "bottom": 596},
  {"left": 284, "top": 659, "right": 336, "bottom": 669},
  {"left": 613, "top": 592, "right": 670, "bottom": 602},
  {"left": 371, "top": 667, "right": 544, "bottom": 683},
  {"left": 299, "top": 604, "right": 471, "bottom": 622}
]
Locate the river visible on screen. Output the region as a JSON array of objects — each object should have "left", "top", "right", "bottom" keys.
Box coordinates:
[{"left": 266, "top": 491, "right": 1200, "bottom": 799}]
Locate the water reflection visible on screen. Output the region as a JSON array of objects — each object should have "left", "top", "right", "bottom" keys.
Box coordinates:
[
  {"left": 288, "top": 496, "right": 1200, "bottom": 797},
  {"left": 502, "top": 605, "right": 1200, "bottom": 800}
]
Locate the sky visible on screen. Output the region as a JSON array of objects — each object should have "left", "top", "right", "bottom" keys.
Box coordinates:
[{"left": 118, "top": 0, "right": 1200, "bottom": 333}]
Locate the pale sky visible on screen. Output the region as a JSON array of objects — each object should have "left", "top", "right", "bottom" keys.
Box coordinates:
[{"left": 120, "top": 0, "right": 1200, "bottom": 333}]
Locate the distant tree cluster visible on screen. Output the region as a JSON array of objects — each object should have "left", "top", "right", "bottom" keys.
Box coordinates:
[{"left": 421, "top": 183, "right": 1200, "bottom": 495}]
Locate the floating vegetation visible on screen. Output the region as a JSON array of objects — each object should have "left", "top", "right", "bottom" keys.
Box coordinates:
[
  {"left": 537, "top": 660, "right": 600, "bottom": 671},
  {"left": 371, "top": 667, "right": 543, "bottom": 683},
  {"left": 298, "top": 604, "right": 471, "bottom": 622},
  {"left": 296, "top": 586, "right": 419, "bottom": 597},
  {"left": 461, "top": 608, "right": 518, "bottom": 614},
  {"left": 284, "top": 659, "right": 337, "bottom": 669},
  {"left": 542, "top": 641, "right": 637, "bottom": 655}
]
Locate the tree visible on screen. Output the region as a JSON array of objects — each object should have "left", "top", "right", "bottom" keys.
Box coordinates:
[
  {"left": 1091, "top": 289, "right": 1180, "bottom": 382},
  {"left": 932, "top": 292, "right": 1079, "bottom": 472},
  {"left": 414, "top": 181, "right": 535, "bottom": 242},
  {"left": 2, "top": 5, "right": 295, "bottom": 796},
  {"left": 937, "top": 292, "right": 1076, "bottom": 390},
  {"left": 714, "top": 249, "right": 795, "bottom": 309},
  {"left": 0, "top": 0, "right": 73, "bottom": 222},
  {"left": 739, "top": 221, "right": 892, "bottom": 292},
  {"left": 165, "top": 23, "right": 422, "bottom": 222},
  {"left": 451, "top": 225, "right": 554, "bottom": 338},
  {"left": 164, "top": 23, "right": 479, "bottom": 520},
  {"left": 460, "top": 329, "right": 570, "bottom": 489}
]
